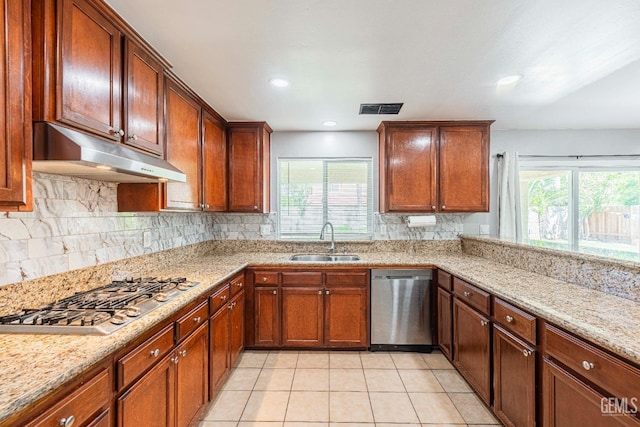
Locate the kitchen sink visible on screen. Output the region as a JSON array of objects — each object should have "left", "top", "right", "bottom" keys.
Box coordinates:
[{"left": 289, "top": 254, "right": 361, "bottom": 262}]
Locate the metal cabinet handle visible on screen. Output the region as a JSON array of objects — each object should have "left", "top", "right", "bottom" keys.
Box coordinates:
[
  {"left": 110, "top": 128, "right": 124, "bottom": 139},
  {"left": 262, "top": 277, "right": 268, "bottom": 282},
  {"left": 505, "top": 315, "right": 514, "bottom": 323},
  {"left": 193, "top": 316, "right": 201, "bottom": 323},
  {"left": 221, "top": 295, "right": 227, "bottom": 301},
  {"left": 325, "top": 290, "right": 330, "bottom": 295},
  {"left": 272, "top": 290, "right": 277, "bottom": 295},
  {"left": 582, "top": 360, "right": 595, "bottom": 370},
  {"left": 150, "top": 349, "right": 160, "bottom": 358},
  {"left": 171, "top": 356, "right": 179, "bottom": 364},
  {"left": 480, "top": 320, "right": 488, "bottom": 326},
  {"left": 205, "top": 204, "right": 210, "bottom": 209},
  {"left": 180, "top": 349, "right": 187, "bottom": 357},
  {"left": 522, "top": 349, "right": 532, "bottom": 357},
  {"left": 236, "top": 282, "right": 243, "bottom": 288},
  {"left": 441, "top": 205, "right": 446, "bottom": 209},
  {"left": 129, "top": 134, "right": 138, "bottom": 141},
  {"left": 59, "top": 415, "right": 75, "bottom": 427},
  {"left": 463, "top": 291, "right": 471, "bottom": 297},
  {"left": 318, "top": 290, "right": 322, "bottom": 295},
  {"left": 253, "top": 205, "right": 258, "bottom": 210},
  {"left": 431, "top": 205, "right": 436, "bottom": 209}
]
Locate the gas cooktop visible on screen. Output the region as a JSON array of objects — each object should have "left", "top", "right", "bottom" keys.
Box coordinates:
[{"left": 0, "top": 277, "right": 201, "bottom": 335}]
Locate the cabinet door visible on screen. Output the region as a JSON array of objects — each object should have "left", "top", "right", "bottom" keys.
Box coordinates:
[
  {"left": 164, "top": 77, "right": 201, "bottom": 210},
  {"left": 227, "top": 124, "right": 270, "bottom": 212},
  {"left": 209, "top": 304, "right": 229, "bottom": 399},
  {"left": 438, "top": 125, "right": 489, "bottom": 212},
  {"left": 324, "top": 287, "right": 368, "bottom": 348},
  {"left": 453, "top": 298, "right": 491, "bottom": 404},
  {"left": 254, "top": 287, "right": 280, "bottom": 347},
  {"left": 382, "top": 125, "right": 437, "bottom": 212},
  {"left": 437, "top": 287, "right": 453, "bottom": 360},
  {"left": 281, "top": 287, "right": 323, "bottom": 347},
  {"left": 542, "top": 359, "right": 640, "bottom": 427},
  {"left": 493, "top": 325, "right": 536, "bottom": 427},
  {"left": 124, "top": 40, "right": 164, "bottom": 156},
  {"left": 175, "top": 323, "right": 208, "bottom": 427},
  {"left": 229, "top": 290, "right": 245, "bottom": 367},
  {"left": 202, "top": 110, "right": 227, "bottom": 211},
  {"left": 58, "top": 0, "right": 122, "bottom": 139},
  {"left": 117, "top": 354, "right": 175, "bottom": 427},
  {"left": 0, "top": 0, "right": 32, "bottom": 210}
]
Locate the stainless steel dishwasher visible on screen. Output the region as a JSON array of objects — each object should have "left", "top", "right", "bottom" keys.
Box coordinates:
[{"left": 370, "top": 269, "right": 434, "bottom": 352}]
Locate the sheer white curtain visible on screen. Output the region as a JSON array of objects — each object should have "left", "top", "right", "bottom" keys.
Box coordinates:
[{"left": 498, "top": 152, "right": 522, "bottom": 239}]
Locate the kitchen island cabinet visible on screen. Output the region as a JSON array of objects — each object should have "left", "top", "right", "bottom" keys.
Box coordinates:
[
  {"left": 0, "top": 0, "right": 32, "bottom": 211},
  {"left": 378, "top": 121, "right": 492, "bottom": 213}
]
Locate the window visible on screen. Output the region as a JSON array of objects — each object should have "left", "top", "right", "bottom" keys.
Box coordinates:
[
  {"left": 521, "top": 168, "right": 640, "bottom": 262},
  {"left": 278, "top": 158, "right": 373, "bottom": 239}
]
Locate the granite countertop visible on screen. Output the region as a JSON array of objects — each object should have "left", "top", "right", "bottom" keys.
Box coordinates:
[{"left": 1, "top": 251, "right": 639, "bottom": 424}]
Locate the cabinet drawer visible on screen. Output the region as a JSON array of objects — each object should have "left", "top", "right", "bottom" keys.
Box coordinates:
[
  {"left": 437, "top": 270, "right": 452, "bottom": 291},
  {"left": 282, "top": 272, "right": 323, "bottom": 286},
  {"left": 117, "top": 324, "right": 174, "bottom": 390},
  {"left": 210, "top": 284, "right": 230, "bottom": 314},
  {"left": 325, "top": 271, "right": 369, "bottom": 287},
  {"left": 229, "top": 274, "right": 245, "bottom": 296},
  {"left": 453, "top": 277, "right": 490, "bottom": 315},
  {"left": 544, "top": 323, "right": 640, "bottom": 401},
  {"left": 254, "top": 271, "right": 279, "bottom": 286},
  {"left": 493, "top": 298, "right": 536, "bottom": 345},
  {"left": 176, "top": 301, "right": 208, "bottom": 342},
  {"left": 27, "top": 367, "right": 111, "bottom": 427}
]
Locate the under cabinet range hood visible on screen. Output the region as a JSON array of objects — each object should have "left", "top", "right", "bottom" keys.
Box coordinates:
[{"left": 32, "top": 122, "right": 187, "bottom": 183}]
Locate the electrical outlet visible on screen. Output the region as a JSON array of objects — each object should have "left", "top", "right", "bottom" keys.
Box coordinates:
[{"left": 260, "top": 225, "right": 271, "bottom": 236}]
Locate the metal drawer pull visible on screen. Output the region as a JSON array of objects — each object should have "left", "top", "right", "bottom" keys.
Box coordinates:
[
  {"left": 193, "top": 316, "right": 201, "bottom": 323},
  {"left": 480, "top": 320, "right": 488, "bottom": 326},
  {"left": 582, "top": 360, "right": 595, "bottom": 370},
  {"left": 171, "top": 356, "right": 179, "bottom": 364},
  {"left": 59, "top": 415, "right": 75, "bottom": 427},
  {"left": 463, "top": 291, "right": 471, "bottom": 297},
  {"left": 237, "top": 282, "right": 243, "bottom": 287},
  {"left": 180, "top": 350, "right": 187, "bottom": 357},
  {"left": 150, "top": 349, "right": 160, "bottom": 358},
  {"left": 262, "top": 277, "right": 267, "bottom": 282},
  {"left": 221, "top": 295, "right": 227, "bottom": 301},
  {"left": 505, "top": 315, "right": 514, "bottom": 323},
  {"left": 522, "top": 349, "right": 532, "bottom": 357}
]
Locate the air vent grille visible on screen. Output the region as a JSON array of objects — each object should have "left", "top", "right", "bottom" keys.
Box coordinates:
[{"left": 359, "top": 103, "right": 403, "bottom": 115}]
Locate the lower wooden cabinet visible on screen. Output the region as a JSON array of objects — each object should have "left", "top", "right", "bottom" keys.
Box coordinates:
[
  {"left": 254, "top": 287, "right": 280, "bottom": 346},
  {"left": 324, "top": 286, "right": 368, "bottom": 347},
  {"left": 493, "top": 325, "right": 536, "bottom": 427},
  {"left": 229, "top": 290, "right": 245, "bottom": 367},
  {"left": 453, "top": 298, "right": 491, "bottom": 404},
  {"left": 209, "top": 300, "right": 230, "bottom": 397},
  {"left": 282, "top": 287, "right": 324, "bottom": 347},
  {"left": 175, "top": 323, "right": 209, "bottom": 427},
  {"left": 437, "top": 287, "right": 453, "bottom": 360}
]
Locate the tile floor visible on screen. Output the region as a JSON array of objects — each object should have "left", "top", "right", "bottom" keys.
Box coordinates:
[{"left": 199, "top": 350, "right": 501, "bottom": 426}]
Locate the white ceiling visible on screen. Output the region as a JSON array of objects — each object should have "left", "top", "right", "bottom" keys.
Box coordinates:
[{"left": 106, "top": 0, "right": 640, "bottom": 131}]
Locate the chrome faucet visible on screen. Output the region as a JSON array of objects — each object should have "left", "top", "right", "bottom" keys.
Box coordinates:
[{"left": 319, "top": 221, "right": 336, "bottom": 254}]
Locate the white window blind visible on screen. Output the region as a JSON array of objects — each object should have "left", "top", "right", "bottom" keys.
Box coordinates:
[{"left": 278, "top": 158, "right": 373, "bottom": 239}]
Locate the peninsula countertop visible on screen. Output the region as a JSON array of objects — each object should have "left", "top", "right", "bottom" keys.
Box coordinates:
[{"left": 0, "top": 250, "right": 638, "bottom": 425}]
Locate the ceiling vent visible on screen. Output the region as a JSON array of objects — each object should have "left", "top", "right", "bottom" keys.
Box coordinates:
[{"left": 359, "top": 103, "right": 403, "bottom": 115}]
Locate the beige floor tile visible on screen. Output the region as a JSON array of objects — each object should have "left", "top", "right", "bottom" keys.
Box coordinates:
[
  {"left": 376, "top": 424, "right": 420, "bottom": 427},
  {"left": 297, "top": 352, "right": 330, "bottom": 368},
  {"left": 202, "top": 390, "right": 251, "bottom": 421},
  {"left": 409, "top": 392, "right": 466, "bottom": 424},
  {"left": 329, "top": 368, "right": 367, "bottom": 391},
  {"left": 264, "top": 351, "right": 299, "bottom": 368},
  {"left": 292, "top": 368, "right": 329, "bottom": 391},
  {"left": 399, "top": 369, "right": 445, "bottom": 392},
  {"left": 285, "top": 423, "right": 328, "bottom": 427},
  {"left": 422, "top": 352, "right": 455, "bottom": 369},
  {"left": 199, "top": 422, "right": 238, "bottom": 427},
  {"left": 237, "top": 351, "right": 270, "bottom": 368},
  {"left": 285, "top": 391, "right": 329, "bottom": 422},
  {"left": 330, "top": 352, "right": 362, "bottom": 368},
  {"left": 254, "top": 368, "right": 295, "bottom": 391},
  {"left": 359, "top": 352, "right": 396, "bottom": 369},
  {"left": 432, "top": 369, "right": 473, "bottom": 392},
  {"left": 329, "top": 424, "right": 375, "bottom": 427},
  {"left": 241, "top": 391, "right": 290, "bottom": 421},
  {"left": 223, "top": 368, "right": 261, "bottom": 390},
  {"left": 329, "top": 391, "right": 374, "bottom": 423},
  {"left": 390, "top": 352, "right": 429, "bottom": 369},
  {"left": 238, "top": 422, "right": 284, "bottom": 427},
  {"left": 363, "top": 369, "right": 405, "bottom": 392},
  {"left": 449, "top": 392, "right": 501, "bottom": 424},
  {"left": 369, "top": 392, "right": 420, "bottom": 424}
]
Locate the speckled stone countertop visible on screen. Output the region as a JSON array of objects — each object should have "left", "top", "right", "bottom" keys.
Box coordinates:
[{"left": 1, "top": 250, "right": 639, "bottom": 425}]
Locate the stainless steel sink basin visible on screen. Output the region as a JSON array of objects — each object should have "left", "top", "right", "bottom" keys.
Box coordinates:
[{"left": 289, "top": 254, "right": 361, "bottom": 262}]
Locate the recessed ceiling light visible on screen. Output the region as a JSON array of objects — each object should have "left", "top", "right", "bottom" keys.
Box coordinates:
[
  {"left": 497, "top": 75, "right": 522, "bottom": 86},
  {"left": 323, "top": 121, "right": 337, "bottom": 127},
  {"left": 269, "top": 78, "right": 289, "bottom": 88}
]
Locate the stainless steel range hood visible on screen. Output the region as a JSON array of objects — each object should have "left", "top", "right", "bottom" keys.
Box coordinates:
[{"left": 33, "top": 122, "right": 186, "bottom": 183}]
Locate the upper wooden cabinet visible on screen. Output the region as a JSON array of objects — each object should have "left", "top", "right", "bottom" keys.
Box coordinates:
[
  {"left": 202, "top": 109, "right": 227, "bottom": 211},
  {"left": 32, "top": 0, "right": 168, "bottom": 153},
  {"left": 378, "top": 121, "right": 492, "bottom": 213},
  {"left": 227, "top": 122, "right": 272, "bottom": 213},
  {"left": 0, "top": 0, "right": 32, "bottom": 211}
]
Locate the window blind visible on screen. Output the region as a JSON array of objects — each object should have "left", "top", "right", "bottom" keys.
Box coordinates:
[{"left": 278, "top": 158, "right": 373, "bottom": 239}]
